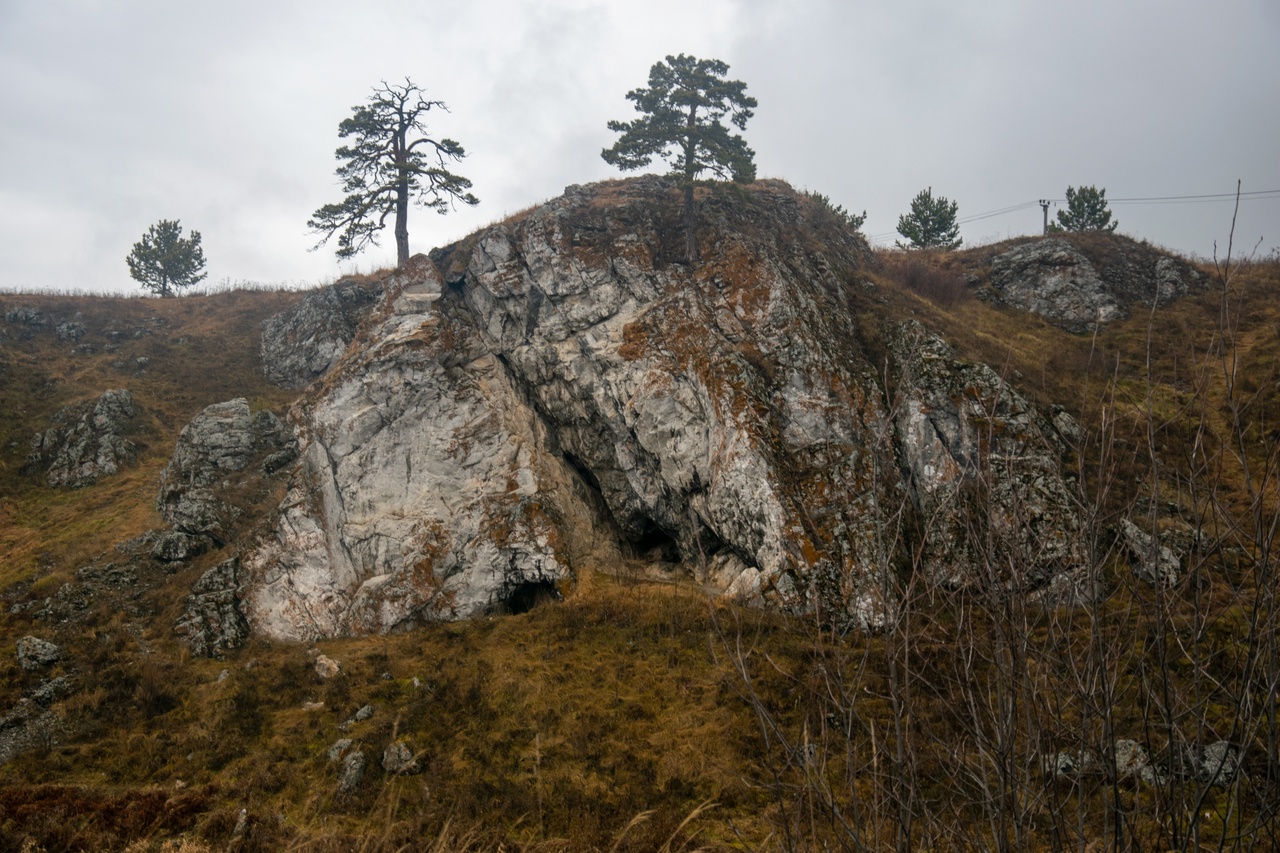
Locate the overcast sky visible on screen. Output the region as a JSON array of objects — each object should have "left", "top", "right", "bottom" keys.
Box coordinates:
[{"left": 2, "top": 0, "right": 1278, "bottom": 293}]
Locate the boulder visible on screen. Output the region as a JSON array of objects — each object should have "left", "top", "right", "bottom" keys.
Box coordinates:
[
  {"left": 1119, "top": 518, "right": 1181, "bottom": 586},
  {"left": 338, "top": 750, "right": 366, "bottom": 793},
  {"left": 29, "top": 389, "right": 139, "bottom": 488},
  {"left": 16, "top": 636, "right": 62, "bottom": 671},
  {"left": 382, "top": 740, "right": 420, "bottom": 775},
  {"left": 173, "top": 558, "right": 250, "bottom": 658},
  {"left": 989, "top": 240, "right": 1121, "bottom": 333},
  {"left": 314, "top": 655, "right": 340, "bottom": 679},
  {"left": 260, "top": 278, "right": 384, "bottom": 388},
  {"left": 988, "top": 236, "right": 1207, "bottom": 334},
  {"left": 157, "top": 399, "right": 295, "bottom": 545}
]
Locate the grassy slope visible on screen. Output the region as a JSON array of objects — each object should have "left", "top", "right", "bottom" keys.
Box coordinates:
[{"left": 0, "top": 229, "right": 1278, "bottom": 851}]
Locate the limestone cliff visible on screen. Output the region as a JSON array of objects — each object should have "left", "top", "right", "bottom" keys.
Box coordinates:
[{"left": 238, "top": 178, "right": 1082, "bottom": 643}]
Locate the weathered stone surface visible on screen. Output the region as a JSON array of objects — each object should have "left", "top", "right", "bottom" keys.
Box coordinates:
[
  {"left": 29, "top": 388, "right": 139, "bottom": 488},
  {"left": 260, "top": 278, "right": 384, "bottom": 388},
  {"left": 988, "top": 236, "right": 1207, "bottom": 334},
  {"left": 327, "top": 738, "right": 352, "bottom": 762},
  {"left": 338, "top": 750, "right": 366, "bottom": 793},
  {"left": 241, "top": 178, "right": 1085, "bottom": 639},
  {"left": 16, "top": 636, "right": 61, "bottom": 671},
  {"left": 890, "top": 320, "right": 1080, "bottom": 588},
  {"left": 157, "top": 399, "right": 294, "bottom": 545},
  {"left": 1189, "top": 741, "right": 1242, "bottom": 785},
  {"left": 1119, "top": 518, "right": 1181, "bottom": 586},
  {"left": 314, "top": 654, "right": 340, "bottom": 679},
  {"left": 56, "top": 321, "right": 86, "bottom": 342},
  {"left": 151, "top": 530, "right": 211, "bottom": 563},
  {"left": 382, "top": 740, "right": 420, "bottom": 775},
  {"left": 990, "top": 240, "right": 1121, "bottom": 333},
  {"left": 174, "top": 558, "right": 249, "bottom": 658}
]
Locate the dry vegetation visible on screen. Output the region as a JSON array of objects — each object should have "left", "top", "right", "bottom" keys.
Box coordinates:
[{"left": 2, "top": 223, "right": 1280, "bottom": 850}]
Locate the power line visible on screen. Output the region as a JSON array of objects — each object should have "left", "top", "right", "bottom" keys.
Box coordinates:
[{"left": 864, "top": 188, "right": 1280, "bottom": 244}]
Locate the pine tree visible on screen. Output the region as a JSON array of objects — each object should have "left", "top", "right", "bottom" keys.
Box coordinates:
[
  {"left": 309, "top": 79, "right": 478, "bottom": 267},
  {"left": 1052, "top": 185, "right": 1117, "bottom": 232},
  {"left": 602, "top": 54, "right": 757, "bottom": 262},
  {"left": 125, "top": 219, "right": 207, "bottom": 297},
  {"left": 896, "top": 187, "right": 962, "bottom": 250}
]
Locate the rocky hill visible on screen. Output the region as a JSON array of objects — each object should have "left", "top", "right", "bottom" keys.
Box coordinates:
[{"left": 2, "top": 178, "right": 1279, "bottom": 851}]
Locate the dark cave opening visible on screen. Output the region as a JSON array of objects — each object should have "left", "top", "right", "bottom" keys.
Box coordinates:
[{"left": 499, "top": 579, "right": 562, "bottom": 615}]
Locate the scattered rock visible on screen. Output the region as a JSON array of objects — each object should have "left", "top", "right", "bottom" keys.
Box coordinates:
[
  {"left": 1189, "top": 741, "right": 1242, "bottom": 785},
  {"left": 338, "top": 750, "right": 366, "bottom": 793},
  {"left": 382, "top": 740, "right": 420, "bottom": 775},
  {"left": 314, "top": 655, "right": 340, "bottom": 679},
  {"left": 260, "top": 278, "right": 384, "bottom": 388},
  {"left": 353, "top": 704, "right": 374, "bottom": 722},
  {"left": 327, "top": 738, "right": 352, "bottom": 761},
  {"left": 1119, "top": 518, "right": 1181, "bottom": 586},
  {"left": 29, "top": 389, "right": 140, "bottom": 488},
  {"left": 173, "top": 558, "right": 250, "bottom": 658},
  {"left": 16, "top": 636, "right": 61, "bottom": 671},
  {"left": 5, "top": 307, "right": 45, "bottom": 327},
  {"left": 56, "top": 321, "right": 85, "bottom": 342},
  {"left": 151, "top": 530, "right": 211, "bottom": 563}
]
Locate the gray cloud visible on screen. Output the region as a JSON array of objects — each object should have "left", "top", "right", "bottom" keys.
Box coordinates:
[{"left": 1, "top": 0, "right": 1276, "bottom": 293}]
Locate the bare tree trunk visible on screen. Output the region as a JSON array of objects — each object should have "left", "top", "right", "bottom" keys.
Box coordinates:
[
  {"left": 683, "top": 181, "right": 697, "bottom": 263},
  {"left": 395, "top": 177, "right": 410, "bottom": 267}
]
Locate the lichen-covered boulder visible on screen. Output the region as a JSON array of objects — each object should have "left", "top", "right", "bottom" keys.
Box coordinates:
[
  {"left": 157, "top": 399, "right": 293, "bottom": 546},
  {"left": 29, "top": 388, "right": 139, "bottom": 488}
]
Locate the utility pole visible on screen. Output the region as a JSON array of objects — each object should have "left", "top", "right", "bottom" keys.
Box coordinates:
[{"left": 1039, "top": 199, "right": 1051, "bottom": 235}]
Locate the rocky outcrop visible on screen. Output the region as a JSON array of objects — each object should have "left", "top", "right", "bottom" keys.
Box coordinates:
[
  {"left": 29, "top": 389, "right": 139, "bottom": 488},
  {"left": 260, "top": 278, "right": 383, "bottom": 388},
  {"left": 157, "top": 398, "right": 294, "bottom": 548},
  {"left": 988, "top": 237, "right": 1206, "bottom": 333},
  {"left": 234, "top": 178, "right": 1085, "bottom": 641},
  {"left": 173, "top": 557, "right": 250, "bottom": 658},
  {"left": 890, "top": 320, "right": 1080, "bottom": 587}
]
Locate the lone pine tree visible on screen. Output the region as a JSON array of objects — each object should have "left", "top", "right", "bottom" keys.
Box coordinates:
[
  {"left": 125, "top": 219, "right": 207, "bottom": 297},
  {"left": 602, "top": 54, "right": 756, "bottom": 262},
  {"left": 309, "top": 78, "right": 478, "bottom": 267}
]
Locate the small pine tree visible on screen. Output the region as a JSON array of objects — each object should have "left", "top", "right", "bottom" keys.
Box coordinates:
[
  {"left": 896, "top": 187, "right": 962, "bottom": 250},
  {"left": 125, "top": 219, "right": 207, "bottom": 297},
  {"left": 1051, "top": 185, "right": 1118, "bottom": 232}
]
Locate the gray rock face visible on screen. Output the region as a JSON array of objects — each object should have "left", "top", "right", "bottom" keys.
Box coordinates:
[
  {"left": 240, "top": 178, "right": 1084, "bottom": 640},
  {"left": 157, "top": 399, "right": 293, "bottom": 546},
  {"left": 29, "top": 389, "right": 139, "bottom": 488},
  {"left": 1119, "top": 518, "right": 1181, "bottom": 586},
  {"left": 891, "top": 321, "right": 1080, "bottom": 587},
  {"left": 990, "top": 240, "right": 1121, "bottom": 333},
  {"left": 173, "top": 558, "right": 250, "bottom": 658},
  {"left": 16, "top": 636, "right": 61, "bottom": 671},
  {"left": 260, "top": 278, "right": 384, "bottom": 388},
  {"left": 988, "top": 237, "right": 1206, "bottom": 334}
]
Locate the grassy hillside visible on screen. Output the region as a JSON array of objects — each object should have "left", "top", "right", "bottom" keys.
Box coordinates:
[{"left": 1, "top": 220, "right": 1279, "bottom": 852}]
